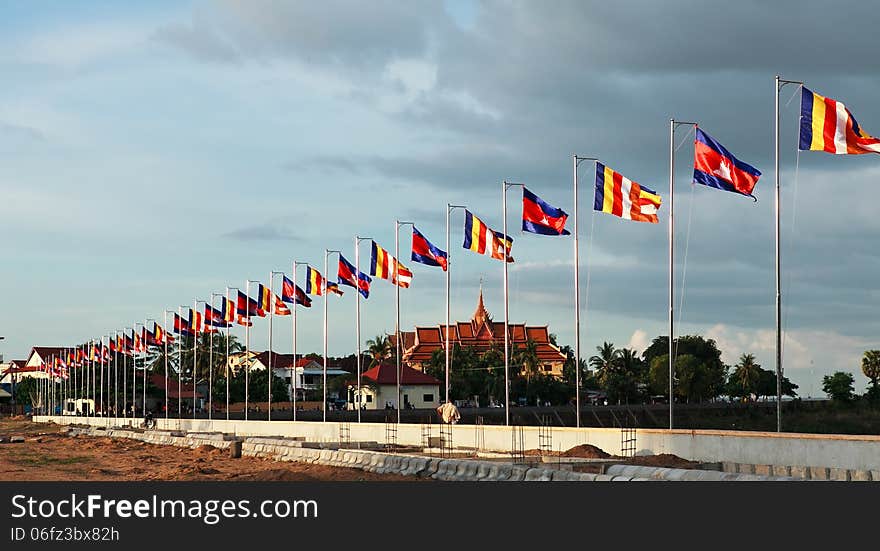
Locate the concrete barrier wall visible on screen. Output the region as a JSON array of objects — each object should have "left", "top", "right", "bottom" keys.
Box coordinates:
[{"left": 34, "top": 416, "right": 880, "bottom": 472}]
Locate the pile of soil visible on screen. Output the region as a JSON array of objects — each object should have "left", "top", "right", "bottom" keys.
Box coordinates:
[
  {"left": 561, "top": 444, "right": 611, "bottom": 459},
  {"left": 625, "top": 453, "right": 700, "bottom": 469}
]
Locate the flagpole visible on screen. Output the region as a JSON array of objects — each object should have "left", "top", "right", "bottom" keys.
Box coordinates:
[
  {"left": 324, "top": 251, "right": 340, "bottom": 422},
  {"left": 668, "top": 119, "right": 697, "bottom": 429},
  {"left": 226, "top": 287, "right": 237, "bottom": 421},
  {"left": 164, "top": 312, "right": 170, "bottom": 420},
  {"left": 395, "top": 221, "right": 413, "bottom": 422},
  {"left": 114, "top": 332, "right": 119, "bottom": 418},
  {"left": 144, "top": 318, "right": 153, "bottom": 417},
  {"left": 268, "top": 274, "right": 274, "bottom": 421},
  {"left": 177, "top": 309, "right": 183, "bottom": 424},
  {"left": 99, "top": 336, "right": 104, "bottom": 418},
  {"left": 292, "top": 262, "right": 306, "bottom": 422},
  {"left": 211, "top": 293, "right": 223, "bottom": 421},
  {"left": 269, "top": 271, "right": 284, "bottom": 422},
  {"left": 355, "top": 236, "right": 371, "bottom": 423},
  {"left": 773, "top": 76, "right": 802, "bottom": 432},
  {"left": 245, "top": 281, "right": 251, "bottom": 421},
  {"left": 502, "top": 182, "right": 523, "bottom": 424},
  {"left": 445, "top": 204, "right": 466, "bottom": 406},
  {"left": 573, "top": 156, "right": 598, "bottom": 428}
]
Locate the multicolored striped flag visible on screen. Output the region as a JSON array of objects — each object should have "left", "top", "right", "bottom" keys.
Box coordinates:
[
  {"left": 338, "top": 255, "right": 371, "bottom": 298},
  {"left": 281, "top": 275, "right": 313, "bottom": 307},
  {"left": 257, "top": 283, "right": 291, "bottom": 316},
  {"left": 370, "top": 241, "right": 413, "bottom": 288},
  {"left": 326, "top": 281, "right": 344, "bottom": 296},
  {"left": 411, "top": 227, "right": 447, "bottom": 271},
  {"left": 305, "top": 266, "right": 324, "bottom": 296},
  {"left": 594, "top": 162, "right": 661, "bottom": 224},
  {"left": 800, "top": 87, "right": 880, "bottom": 155},
  {"left": 463, "top": 210, "right": 514, "bottom": 262},
  {"left": 693, "top": 127, "right": 761, "bottom": 199},
  {"left": 522, "top": 187, "right": 570, "bottom": 235}
]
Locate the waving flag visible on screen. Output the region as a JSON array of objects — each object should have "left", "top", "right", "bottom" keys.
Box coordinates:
[
  {"left": 411, "top": 226, "right": 447, "bottom": 271},
  {"left": 693, "top": 128, "right": 761, "bottom": 199},
  {"left": 204, "top": 305, "right": 230, "bottom": 328},
  {"left": 594, "top": 163, "right": 661, "bottom": 223},
  {"left": 326, "top": 281, "right": 343, "bottom": 296},
  {"left": 371, "top": 241, "right": 414, "bottom": 288},
  {"left": 522, "top": 187, "right": 570, "bottom": 235},
  {"left": 282, "top": 275, "right": 313, "bottom": 307},
  {"left": 338, "top": 255, "right": 371, "bottom": 298},
  {"left": 258, "top": 284, "right": 291, "bottom": 316},
  {"left": 154, "top": 323, "right": 174, "bottom": 344},
  {"left": 220, "top": 298, "right": 236, "bottom": 324},
  {"left": 173, "top": 313, "right": 193, "bottom": 336},
  {"left": 236, "top": 291, "right": 266, "bottom": 318},
  {"left": 800, "top": 87, "right": 880, "bottom": 155},
  {"left": 463, "top": 210, "right": 514, "bottom": 261},
  {"left": 188, "top": 309, "right": 204, "bottom": 334},
  {"left": 132, "top": 331, "right": 145, "bottom": 353},
  {"left": 305, "top": 266, "right": 324, "bottom": 296}
]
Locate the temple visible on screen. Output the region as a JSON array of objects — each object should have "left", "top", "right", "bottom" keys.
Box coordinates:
[{"left": 392, "top": 289, "right": 568, "bottom": 377}]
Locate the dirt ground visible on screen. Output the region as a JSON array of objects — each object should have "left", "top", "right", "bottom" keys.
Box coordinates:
[{"left": 0, "top": 417, "right": 425, "bottom": 482}]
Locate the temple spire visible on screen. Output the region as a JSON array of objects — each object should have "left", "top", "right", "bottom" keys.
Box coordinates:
[{"left": 472, "top": 283, "right": 491, "bottom": 329}]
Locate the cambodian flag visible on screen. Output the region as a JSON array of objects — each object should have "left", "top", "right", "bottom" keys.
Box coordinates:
[
  {"left": 281, "top": 275, "right": 312, "bottom": 308},
  {"left": 411, "top": 227, "right": 448, "bottom": 271},
  {"left": 522, "top": 187, "right": 570, "bottom": 235},
  {"left": 693, "top": 127, "right": 761, "bottom": 200},
  {"left": 338, "top": 255, "right": 371, "bottom": 299}
]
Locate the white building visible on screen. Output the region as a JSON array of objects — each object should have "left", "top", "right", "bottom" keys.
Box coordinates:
[
  {"left": 349, "top": 363, "right": 441, "bottom": 410},
  {"left": 249, "top": 352, "right": 349, "bottom": 400}
]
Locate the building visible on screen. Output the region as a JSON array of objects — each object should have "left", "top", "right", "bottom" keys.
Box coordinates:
[
  {"left": 392, "top": 290, "right": 568, "bottom": 377},
  {"left": 349, "top": 363, "right": 441, "bottom": 410},
  {"left": 147, "top": 374, "right": 203, "bottom": 413},
  {"left": 249, "top": 352, "right": 349, "bottom": 400},
  {"left": 1, "top": 347, "right": 64, "bottom": 385}
]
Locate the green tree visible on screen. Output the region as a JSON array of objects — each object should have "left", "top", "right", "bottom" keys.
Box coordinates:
[
  {"left": 365, "top": 335, "right": 393, "bottom": 367},
  {"left": 731, "top": 353, "right": 761, "bottom": 401},
  {"left": 643, "top": 335, "right": 728, "bottom": 402},
  {"left": 755, "top": 369, "right": 798, "bottom": 401},
  {"left": 822, "top": 371, "right": 856, "bottom": 402},
  {"left": 861, "top": 350, "right": 880, "bottom": 401},
  {"left": 13, "top": 377, "right": 40, "bottom": 407}
]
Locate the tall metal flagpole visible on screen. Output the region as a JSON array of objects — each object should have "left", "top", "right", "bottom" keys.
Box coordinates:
[
  {"left": 502, "top": 182, "right": 522, "bottom": 426},
  {"left": 211, "top": 293, "right": 224, "bottom": 421},
  {"left": 114, "top": 332, "right": 119, "bottom": 418},
  {"left": 144, "top": 318, "right": 154, "bottom": 417},
  {"left": 323, "top": 251, "right": 340, "bottom": 422},
  {"left": 669, "top": 119, "right": 697, "bottom": 429},
  {"left": 245, "top": 281, "right": 251, "bottom": 421},
  {"left": 292, "top": 262, "right": 307, "bottom": 421},
  {"left": 573, "top": 156, "right": 597, "bottom": 429},
  {"left": 164, "top": 311, "right": 172, "bottom": 420},
  {"left": 123, "top": 331, "right": 129, "bottom": 418},
  {"left": 177, "top": 308, "right": 183, "bottom": 423},
  {"left": 355, "top": 236, "right": 372, "bottom": 423},
  {"left": 445, "top": 204, "right": 466, "bottom": 405},
  {"left": 395, "top": 221, "right": 413, "bottom": 421},
  {"left": 269, "top": 271, "right": 285, "bottom": 421},
  {"left": 774, "top": 76, "right": 802, "bottom": 432},
  {"left": 193, "top": 302, "right": 199, "bottom": 419},
  {"left": 99, "top": 336, "right": 104, "bottom": 418},
  {"left": 133, "top": 325, "right": 140, "bottom": 417},
  {"left": 226, "top": 287, "right": 237, "bottom": 421}
]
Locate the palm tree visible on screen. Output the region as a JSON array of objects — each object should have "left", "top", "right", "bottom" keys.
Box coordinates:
[
  {"left": 515, "top": 339, "right": 541, "bottom": 384},
  {"left": 732, "top": 353, "right": 761, "bottom": 401},
  {"left": 589, "top": 342, "right": 619, "bottom": 378},
  {"left": 365, "top": 334, "right": 392, "bottom": 367},
  {"left": 862, "top": 350, "right": 880, "bottom": 395}
]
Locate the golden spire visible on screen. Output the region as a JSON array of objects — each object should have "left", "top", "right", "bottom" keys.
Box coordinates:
[{"left": 472, "top": 282, "right": 491, "bottom": 327}]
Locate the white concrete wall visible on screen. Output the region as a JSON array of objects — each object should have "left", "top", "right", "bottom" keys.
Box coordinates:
[{"left": 33, "top": 416, "right": 880, "bottom": 472}]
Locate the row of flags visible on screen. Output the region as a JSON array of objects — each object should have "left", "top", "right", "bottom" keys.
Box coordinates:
[{"left": 49, "top": 84, "right": 877, "bottom": 381}]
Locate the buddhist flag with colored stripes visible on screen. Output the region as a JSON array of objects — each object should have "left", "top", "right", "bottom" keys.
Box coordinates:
[
  {"left": 370, "top": 241, "right": 413, "bottom": 288},
  {"left": 463, "top": 210, "right": 514, "bottom": 262},
  {"left": 594, "top": 162, "right": 661, "bottom": 223},
  {"left": 257, "top": 284, "right": 291, "bottom": 316},
  {"left": 800, "top": 87, "right": 880, "bottom": 155},
  {"left": 305, "top": 266, "right": 324, "bottom": 296},
  {"left": 326, "top": 281, "right": 344, "bottom": 296}
]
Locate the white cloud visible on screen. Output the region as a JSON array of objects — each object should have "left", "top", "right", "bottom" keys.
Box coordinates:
[
  {"left": 12, "top": 23, "right": 151, "bottom": 70},
  {"left": 627, "top": 329, "right": 649, "bottom": 354}
]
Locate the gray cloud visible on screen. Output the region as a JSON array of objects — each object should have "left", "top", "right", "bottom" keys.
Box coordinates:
[{"left": 222, "top": 223, "right": 302, "bottom": 242}]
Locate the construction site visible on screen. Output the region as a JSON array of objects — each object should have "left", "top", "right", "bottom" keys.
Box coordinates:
[{"left": 3, "top": 413, "right": 876, "bottom": 482}]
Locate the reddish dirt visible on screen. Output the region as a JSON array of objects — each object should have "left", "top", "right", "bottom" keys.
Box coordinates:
[
  {"left": 624, "top": 453, "right": 701, "bottom": 469},
  {"left": 560, "top": 444, "right": 612, "bottom": 459},
  {"left": 0, "top": 418, "right": 426, "bottom": 482}
]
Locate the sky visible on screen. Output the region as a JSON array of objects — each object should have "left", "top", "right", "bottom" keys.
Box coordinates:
[{"left": 2, "top": 0, "right": 879, "bottom": 397}]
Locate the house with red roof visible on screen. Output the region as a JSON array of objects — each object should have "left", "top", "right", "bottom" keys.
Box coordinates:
[
  {"left": 349, "top": 363, "right": 441, "bottom": 410},
  {"left": 390, "top": 290, "right": 568, "bottom": 378}
]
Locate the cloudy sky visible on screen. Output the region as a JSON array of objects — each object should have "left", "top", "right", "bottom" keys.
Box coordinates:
[{"left": 3, "top": 0, "right": 879, "bottom": 396}]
